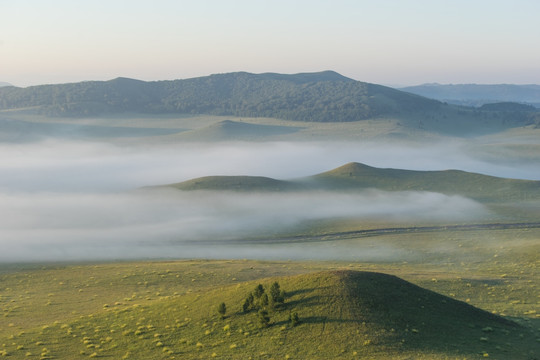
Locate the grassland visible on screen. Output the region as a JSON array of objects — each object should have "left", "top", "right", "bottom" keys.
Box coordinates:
[
  {"left": 0, "top": 111, "right": 538, "bottom": 359},
  {"left": 1, "top": 226, "right": 538, "bottom": 359}
]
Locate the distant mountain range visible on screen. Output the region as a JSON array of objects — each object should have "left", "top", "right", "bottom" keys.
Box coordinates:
[
  {"left": 158, "top": 162, "right": 540, "bottom": 203},
  {"left": 0, "top": 82, "right": 12, "bottom": 88},
  {"left": 1, "top": 72, "right": 539, "bottom": 135},
  {"left": 400, "top": 83, "right": 540, "bottom": 108}
]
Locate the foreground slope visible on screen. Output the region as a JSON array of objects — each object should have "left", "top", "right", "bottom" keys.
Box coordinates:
[{"left": 3, "top": 270, "right": 535, "bottom": 359}]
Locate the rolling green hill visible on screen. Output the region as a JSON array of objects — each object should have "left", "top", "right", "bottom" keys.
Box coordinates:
[
  {"left": 1, "top": 268, "right": 535, "bottom": 359},
  {"left": 313, "top": 162, "right": 540, "bottom": 202},
  {"left": 1, "top": 71, "right": 537, "bottom": 134},
  {"left": 163, "top": 175, "right": 299, "bottom": 192},
  {"left": 174, "top": 119, "right": 301, "bottom": 141},
  {"left": 157, "top": 162, "right": 540, "bottom": 203}
]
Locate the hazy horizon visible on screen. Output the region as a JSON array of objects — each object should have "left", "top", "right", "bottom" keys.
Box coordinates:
[{"left": 1, "top": 0, "right": 540, "bottom": 87}]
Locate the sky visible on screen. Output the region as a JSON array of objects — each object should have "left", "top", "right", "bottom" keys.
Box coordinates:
[{"left": 1, "top": 0, "right": 540, "bottom": 87}]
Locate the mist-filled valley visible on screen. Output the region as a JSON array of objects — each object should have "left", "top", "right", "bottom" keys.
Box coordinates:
[
  {"left": 0, "top": 131, "right": 539, "bottom": 263},
  {"left": 1, "top": 73, "right": 539, "bottom": 359}
]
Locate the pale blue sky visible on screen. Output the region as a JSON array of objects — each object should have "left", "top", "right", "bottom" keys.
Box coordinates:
[{"left": 1, "top": 0, "right": 539, "bottom": 87}]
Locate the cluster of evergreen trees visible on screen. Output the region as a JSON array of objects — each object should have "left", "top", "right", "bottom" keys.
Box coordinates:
[
  {"left": 242, "top": 282, "right": 286, "bottom": 328},
  {"left": 216, "top": 281, "right": 299, "bottom": 328}
]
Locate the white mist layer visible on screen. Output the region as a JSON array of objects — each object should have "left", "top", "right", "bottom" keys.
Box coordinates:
[
  {"left": 0, "top": 189, "right": 488, "bottom": 262},
  {"left": 0, "top": 139, "right": 538, "bottom": 193},
  {"left": 1, "top": 138, "right": 535, "bottom": 262}
]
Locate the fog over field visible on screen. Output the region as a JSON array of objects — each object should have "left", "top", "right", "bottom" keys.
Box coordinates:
[
  {"left": 1, "top": 139, "right": 539, "bottom": 193},
  {"left": 0, "top": 189, "right": 488, "bottom": 262},
  {"left": 0, "top": 139, "right": 536, "bottom": 262}
]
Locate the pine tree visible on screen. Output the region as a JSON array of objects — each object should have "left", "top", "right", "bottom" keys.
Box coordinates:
[
  {"left": 260, "top": 293, "right": 269, "bottom": 307},
  {"left": 258, "top": 309, "right": 270, "bottom": 328},
  {"left": 270, "top": 281, "right": 285, "bottom": 304},
  {"left": 269, "top": 282, "right": 281, "bottom": 302},
  {"left": 254, "top": 284, "right": 265, "bottom": 298}
]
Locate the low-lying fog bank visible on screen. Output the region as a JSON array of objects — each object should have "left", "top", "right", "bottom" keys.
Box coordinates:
[
  {"left": 0, "top": 189, "right": 488, "bottom": 262},
  {"left": 0, "top": 139, "right": 539, "bottom": 193},
  {"left": 0, "top": 138, "right": 536, "bottom": 262}
]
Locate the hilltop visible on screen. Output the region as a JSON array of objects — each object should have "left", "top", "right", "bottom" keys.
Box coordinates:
[{"left": 156, "top": 162, "right": 540, "bottom": 203}]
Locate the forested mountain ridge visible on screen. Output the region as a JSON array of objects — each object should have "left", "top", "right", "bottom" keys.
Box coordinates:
[
  {"left": 1, "top": 71, "right": 538, "bottom": 132},
  {"left": 0, "top": 71, "right": 443, "bottom": 121}
]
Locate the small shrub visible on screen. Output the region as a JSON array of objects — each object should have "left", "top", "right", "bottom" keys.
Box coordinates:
[
  {"left": 289, "top": 312, "right": 300, "bottom": 327},
  {"left": 217, "top": 302, "right": 227, "bottom": 319}
]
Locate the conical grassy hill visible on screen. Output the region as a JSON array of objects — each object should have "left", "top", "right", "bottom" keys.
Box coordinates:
[
  {"left": 9, "top": 270, "right": 536, "bottom": 359},
  {"left": 313, "top": 162, "right": 540, "bottom": 202}
]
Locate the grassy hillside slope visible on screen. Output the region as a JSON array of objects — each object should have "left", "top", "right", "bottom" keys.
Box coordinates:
[
  {"left": 158, "top": 162, "right": 540, "bottom": 203},
  {"left": 1, "top": 266, "right": 536, "bottom": 359},
  {"left": 313, "top": 162, "right": 540, "bottom": 202}
]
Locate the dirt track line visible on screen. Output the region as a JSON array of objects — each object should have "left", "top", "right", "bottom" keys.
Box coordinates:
[{"left": 231, "top": 221, "right": 540, "bottom": 245}]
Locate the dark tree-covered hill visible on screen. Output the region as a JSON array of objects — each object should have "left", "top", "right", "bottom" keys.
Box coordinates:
[
  {"left": 1, "top": 72, "right": 538, "bottom": 131},
  {"left": 0, "top": 71, "right": 442, "bottom": 121}
]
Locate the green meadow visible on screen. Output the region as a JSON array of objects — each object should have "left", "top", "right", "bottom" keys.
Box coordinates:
[{"left": 1, "top": 225, "right": 538, "bottom": 359}]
